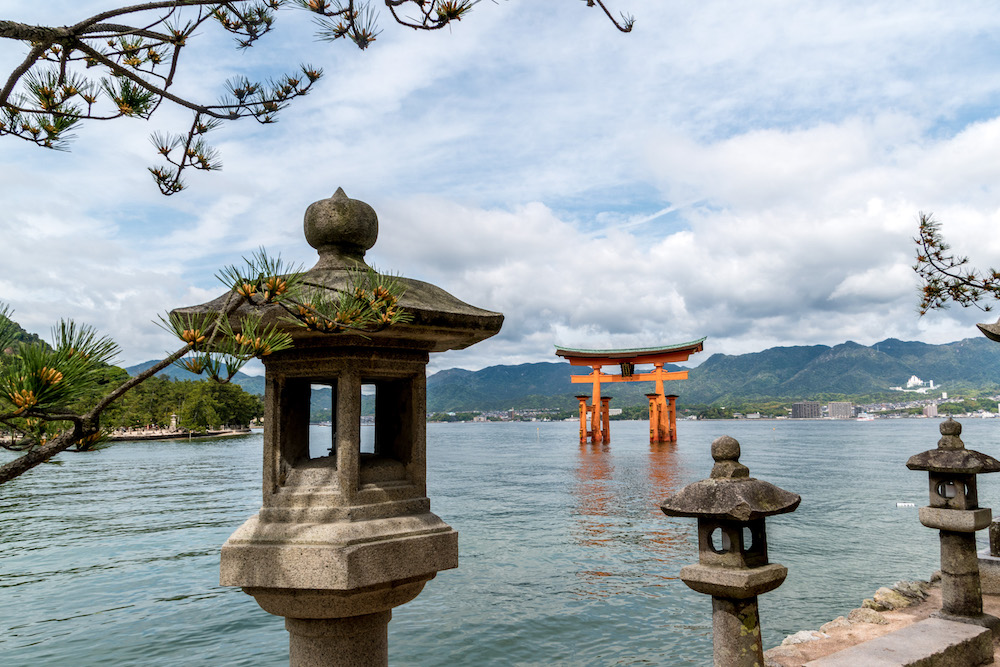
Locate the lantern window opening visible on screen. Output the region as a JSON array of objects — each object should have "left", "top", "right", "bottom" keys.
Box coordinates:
[
  {"left": 709, "top": 527, "right": 733, "bottom": 554},
  {"left": 358, "top": 375, "right": 418, "bottom": 486},
  {"left": 928, "top": 475, "right": 977, "bottom": 508},
  {"left": 742, "top": 519, "right": 769, "bottom": 567},
  {"left": 307, "top": 381, "right": 340, "bottom": 461},
  {"left": 360, "top": 383, "right": 376, "bottom": 455},
  {"left": 937, "top": 480, "right": 959, "bottom": 500}
]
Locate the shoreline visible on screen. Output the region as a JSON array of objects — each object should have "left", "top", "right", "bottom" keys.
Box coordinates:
[
  {"left": 106, "top": 428, "right": 254, "bottom": 442},
  {"left": 764, "top": 575, "right": 1000, "bottom": 665}
]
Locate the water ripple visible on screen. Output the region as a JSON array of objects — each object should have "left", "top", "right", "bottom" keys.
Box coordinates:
[{"left": 1, "top": 420, "right": 973, "bottom": 664}]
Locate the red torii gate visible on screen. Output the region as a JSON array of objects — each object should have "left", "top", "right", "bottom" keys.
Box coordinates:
[{"left": 555, "top": 339, "right": 705, "bottom": 444}]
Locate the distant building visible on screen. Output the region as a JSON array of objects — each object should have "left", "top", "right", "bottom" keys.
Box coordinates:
[
  {"left": 923, "top": 404, "right": 938, "bottom": 418},
  {"left": 791, "top": 401, "right": 821, "bottom": 419},
  {"left": 828, "top": 402, "right": 854, "bottom": 419},
  {"left": 891, "top": 375, "right": 936, "bottom": 394}
]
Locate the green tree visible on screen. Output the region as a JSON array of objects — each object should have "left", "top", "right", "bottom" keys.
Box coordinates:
[
  {"left": 207, "top": 381, "right": 263, "bottom": 426},
  {"left": 180, "top": 382, "right": 221, "bottom": 430},
  {"left": 0, "top": 1, "right": 632, "bottom": 194}
]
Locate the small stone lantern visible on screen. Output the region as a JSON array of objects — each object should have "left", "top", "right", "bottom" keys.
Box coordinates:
[
  {"left": 173, "top": 189, "right": 503, "bottom": 666},
  {"left": 660, "top": 436, "right": 800, "bottom": 667},
  {"left": 907, "top": 418, "right": 1000, "bottom": 630}
]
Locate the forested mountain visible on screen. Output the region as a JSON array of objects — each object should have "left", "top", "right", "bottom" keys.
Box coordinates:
[
  {"left": 126, "top": 336, "right": 1000, "bottom": 413},
  {"left": 1, "top": 312, "right": 48, "bottom": 350},
  {"left": 126, "top": 359, "right": 265, "bottom": 395},
  {"left": 425, "top": 337, "right": 1000, "bottom": 412}
]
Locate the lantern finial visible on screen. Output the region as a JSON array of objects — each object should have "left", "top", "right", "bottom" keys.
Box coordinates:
[
  {"left": 710, "top": 435, "right": 749, "bottom": 479},
  {"left": 303, "top": 187, "right": 379, "bottom": 269},
  {"left": 938, "top": 417, "right": 965, "bottom": 450}
]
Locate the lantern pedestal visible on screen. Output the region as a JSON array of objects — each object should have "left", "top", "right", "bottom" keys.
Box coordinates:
[
  {"left": 679, "top": 562, "right": 787, "bottom": 599},
  {"left": 710, "top": 597, "right": 763, "bottom": 667},
  {"left": 285, "top": 613, "right": 391, "bottom": 667},
  {"left": 681, "top": 561, "right": 788, "bottom": 667}
]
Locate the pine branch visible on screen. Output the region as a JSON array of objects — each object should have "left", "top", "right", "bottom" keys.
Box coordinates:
[
  {"left": 0, "top": 0, "right": 635, "bottom": 193},
  {"left": 913, "top": 212, "right": 1000, "bottom": 314}
]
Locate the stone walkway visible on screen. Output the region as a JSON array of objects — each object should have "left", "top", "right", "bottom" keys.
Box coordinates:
[{"left": 764, "top": 585, "right": 1000, "bottom": 666}]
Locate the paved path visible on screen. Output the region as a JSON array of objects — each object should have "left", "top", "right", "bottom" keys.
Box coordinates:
[{"left": 765, "top": 586, "right": 1000, "bottom": 666}]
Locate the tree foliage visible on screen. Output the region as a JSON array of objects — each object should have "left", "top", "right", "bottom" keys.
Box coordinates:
[
  {"left": 102, "top": 374, "right": 262, "bottom": 430},
  {"left": 0, "top": 0, "right": 633, "bottom": 194}
]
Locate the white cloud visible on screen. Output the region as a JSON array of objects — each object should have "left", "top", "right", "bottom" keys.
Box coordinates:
[{"left": 6, "top": 1, "right": 1000, "bottom": 373}]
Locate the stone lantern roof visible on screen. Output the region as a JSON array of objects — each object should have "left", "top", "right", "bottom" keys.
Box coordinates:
[
  {"left": 906, "top": 418, "right": 1000, "bottom": 475},
  {"left": 661, "top": 436, "right": 800, "bottom": 521},
  {"left": 171, "top": 188, "right": 503, "bottom": 353}
]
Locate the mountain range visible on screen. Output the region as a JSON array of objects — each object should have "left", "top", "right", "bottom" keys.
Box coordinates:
[{"left": 126, "top": 336, "right": 1000, "bottom": 412}]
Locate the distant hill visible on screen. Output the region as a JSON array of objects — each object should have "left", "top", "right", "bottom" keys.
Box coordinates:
[
  {"left": 1, "top": 314, "right": 49, "bottom": 350},
  {"left": 124, "top": 362, "right": 377, "bottom": 415},
  {"left": 126, "top": 360, "right": 265, "bottom": 395}
]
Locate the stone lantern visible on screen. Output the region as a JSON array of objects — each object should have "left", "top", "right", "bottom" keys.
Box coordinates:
[
  {"left": 172, "top": 189, "right": 503, "bottom": 666},
  {"left": 907, "top": 418, "right": 1000, "bottom": 630},
  {"left": 660, "top": 435, "right": 800, "bottom": 667}
]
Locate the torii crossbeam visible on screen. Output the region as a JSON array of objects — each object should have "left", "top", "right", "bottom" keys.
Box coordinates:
[{"left": 555, "top": 339, "right": 706, "bottom": 444}]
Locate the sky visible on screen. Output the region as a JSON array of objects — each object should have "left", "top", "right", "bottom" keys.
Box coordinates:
[{"left": 4, "top": 1, "right": 1000, "bottom": 374}]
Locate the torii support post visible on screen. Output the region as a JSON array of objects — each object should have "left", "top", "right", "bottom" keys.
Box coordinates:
[
  {"left": 601, "top": 397, "right": 611, "bottom": 443},
  {"left": 666, "top": 394, "right": 679, "bottom": 442},
  {"left": 646, "top": 393, "right": 660, "bottom": 444},
  {"left": 575, "top": 395, "right": 590, "bottom": 444},
  {"left": 589, "top": 365, "right": 604, "bottom": 444}
]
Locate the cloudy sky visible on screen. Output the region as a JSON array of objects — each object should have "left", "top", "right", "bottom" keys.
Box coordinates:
[{"left": 3, "top": 1, "right": 1000, "bottom": 374}]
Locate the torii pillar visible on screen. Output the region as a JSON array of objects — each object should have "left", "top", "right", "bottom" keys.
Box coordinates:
[
  {"left": 600, "top": 397, "right": 611, "bottom": 443},
  {"left": 665, "top": 394, "right": 678, "bottom": 442},
  {"left": 646, "top": 393, "right": 660, "bottom": 443},
  {"left": 576, "top": 395, "right": 590, "bottom": 444}
]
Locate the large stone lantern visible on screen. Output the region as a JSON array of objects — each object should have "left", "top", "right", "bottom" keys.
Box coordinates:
[
  {"left": 173, "top": 189, "right": 503, "bottom": 666},
  {"left": 907, "top": 418, "right": 1000, "bottom": 630},
  {"left": 660, "top": 436, "right": 800, "bottom": 667}
]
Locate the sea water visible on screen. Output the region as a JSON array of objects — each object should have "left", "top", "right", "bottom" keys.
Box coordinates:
[{"left": 2, "top": 419, "right": 993, "bottom": 665}]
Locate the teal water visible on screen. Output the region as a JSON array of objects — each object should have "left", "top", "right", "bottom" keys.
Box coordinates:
[{"left": 2, "top": 419, "right": 995, "bottom": 665}]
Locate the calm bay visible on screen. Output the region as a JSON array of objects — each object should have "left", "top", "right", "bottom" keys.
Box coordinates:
[{"left": 3, "top": 419, "right": 994, "bottom": 665}]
